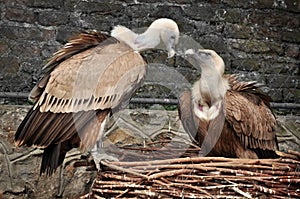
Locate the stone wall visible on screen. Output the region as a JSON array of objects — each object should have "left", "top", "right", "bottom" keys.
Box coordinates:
[{"left": 0, "top": 0, "right": 299, "bottom": 104}]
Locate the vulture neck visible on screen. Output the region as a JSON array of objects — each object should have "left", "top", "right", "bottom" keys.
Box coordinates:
[
  {"left": 192, "top": 63, "right": 228, "bottom": 121},
  {"left": 111, "top": 24, "right": 160, "bottom": 52}
]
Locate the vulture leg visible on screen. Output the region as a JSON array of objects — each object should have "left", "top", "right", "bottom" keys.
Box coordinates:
[
  {"left": 79, "top": 110, "right": 118, "bottom": 170},
  {"left": 90, "top": 142, "right": 119, "bottom": 171}
]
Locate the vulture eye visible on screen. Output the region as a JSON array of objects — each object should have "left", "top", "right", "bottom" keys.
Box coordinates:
[
  {"left": 198, "top": 51, "right": 211, "bottom": 56},
  {"left": 170, "top": 35, "right": 175, "bottom": 40}
]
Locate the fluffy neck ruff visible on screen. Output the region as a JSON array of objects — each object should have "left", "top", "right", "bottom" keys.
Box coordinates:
[
  {"left": 192, "top": 78, "right": 227, "bottom": 121},
  {"left": 191, "top": 51, "right": 229, "bottom": 121}
]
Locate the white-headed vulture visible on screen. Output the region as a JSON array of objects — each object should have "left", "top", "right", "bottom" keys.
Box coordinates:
[
  {"left": 179, "top": 49, "right": 278, "bottom": 158},
  {"left": 15, "top": 18, "right": 179, "bottom": 175}
]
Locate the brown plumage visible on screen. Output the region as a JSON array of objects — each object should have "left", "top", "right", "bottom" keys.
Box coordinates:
[
  {"left": 15, "top": 32, "right": 145, "bottom": 175},
  {"left": 179, "top": 49, "right": 278, "bottom": 158},
  {"left": 15, "top": 18, "right": 180, "bottom": 175}
]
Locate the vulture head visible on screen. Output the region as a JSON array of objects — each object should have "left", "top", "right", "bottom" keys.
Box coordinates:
[
  {"left": 185, "top": 49, "right": 230, "bottom": 121},
  {"left": 185, "top": 49, "right": 225, "bottom": 75},
  {"left": 111, "top": 18, "right": 179, "bottom": 58}
]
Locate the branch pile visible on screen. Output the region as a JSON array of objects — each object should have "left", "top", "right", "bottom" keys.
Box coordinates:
[{"left": 79, "top": 144, "right": 299, "bottom": 199}]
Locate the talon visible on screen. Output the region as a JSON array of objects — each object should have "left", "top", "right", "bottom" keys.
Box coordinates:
[{"left": 92, "top": 153, "right": 119, "bottom": 171}]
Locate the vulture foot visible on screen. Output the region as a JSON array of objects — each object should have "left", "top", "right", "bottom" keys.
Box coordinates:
[{"left": 91, "top": 148, "right": 119, "bottom": 171}]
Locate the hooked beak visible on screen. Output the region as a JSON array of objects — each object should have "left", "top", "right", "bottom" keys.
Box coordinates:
[
  {"left": 166, "top": 38, "right": 177, "bottom": 58},
  {"left": 184, "top": 49, "right": 199, "bottom": 61},
  {"left": 185, "top": 49, "right": 196, "bottom": 56},
  {"left": 184, "top": 49, "right": 202, "bottom": 70},
  {"left": 167, "top": 48, "right": 176, "bottom": 58}
]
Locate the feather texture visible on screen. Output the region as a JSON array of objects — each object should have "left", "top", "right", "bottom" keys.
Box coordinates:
[
  {"left": 179, "top": 75, "right": 278, "bottom": 159},
  {"left": 16, "top": 18, "right": 179, "bottom": 175},
  {"left": 15, "top": 31, "right": 146, "bottom": 175},
  {"left": 30, "top": 32, "right": 115, "bottom": 102},
  {"left": 34, "top": 41, "right": 145, "bottom": 113}
]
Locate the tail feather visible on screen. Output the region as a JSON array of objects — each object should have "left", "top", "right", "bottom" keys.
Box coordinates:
[
  {"left": 40, "top": 135, "right": 80, "bottom": 175},
  {"left": 40, "top": 144, "right": 64, "bottom": 175}
]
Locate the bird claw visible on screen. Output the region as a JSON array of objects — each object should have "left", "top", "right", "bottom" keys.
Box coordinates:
[
  {"left": 198, "top": 149, "right": 208, "bottom": 157},
  {"left": 92, "top": 153, "right": 119, "bottom": 171}
]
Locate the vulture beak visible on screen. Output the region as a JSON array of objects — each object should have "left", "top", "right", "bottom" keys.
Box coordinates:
[
  {"left": 184, "top": 49, "right": 201, "bottom": 69},
  {"left": 185, "top": 49, "right": 196, "bottom": 56},
  {"left": 163, "top": 29, "right": 178, "bottom": 58},
  {"left": 166, "top": 40, "right": 176, "bottom": 58},
  {"left": 167, "top": 48, "right": 176, "bottom": 58},
  {"left": 184, "top": 49, "right": 200, "bottom": 60}
]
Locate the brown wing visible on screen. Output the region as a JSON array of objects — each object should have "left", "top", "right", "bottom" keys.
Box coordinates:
[
  {"left": 30, "top": 31, "right": 114, "bottom": 101},
  {"left": 15, "top": 31, "right": 146, "bottom": 174},
  {"left": 225, "top": 77, "right": 278, "bottom": 152},
  {"left": 38, "top": 109, "right": 110, "bottom": 175},
  {"left": 34, "top": 41, "right": 146, "bottom": 113},
  {"left": 178, "top": 90, "right": 199, "bottom": 145},
  {"left": 16, "top": 31, "right": 146, "bottom": 147}
]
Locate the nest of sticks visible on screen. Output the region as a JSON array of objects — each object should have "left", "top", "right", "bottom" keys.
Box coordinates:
[{"left": 79, "top": 139, "right": 300, "bottom": 199}]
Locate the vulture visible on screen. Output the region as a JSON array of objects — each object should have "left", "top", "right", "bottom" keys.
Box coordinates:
[
  {"left": 15, "top": 18, "right": 179, "bottom": 175},
  {"left": 179, "top": 49, "right": 278, "bottom": 158}
]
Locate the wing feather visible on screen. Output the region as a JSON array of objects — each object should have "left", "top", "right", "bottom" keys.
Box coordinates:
[
  {"left": 15, "top": 106, "right": 110, "bottom": 149},
  {"left": 225, "top": 79, "right": 277, "bottom": 151},
  {"left": 17, "top": 31, "right": 146, "bottom": 147},
  {"left": 34, "top": 43, "right": 145, "bottom": 113},
  {"left": 178, "top": 90, "right": 200, "bottom": 144},
  {"left": 16, "top": 31, "right": 147, "bottom": 174},
  {"left": 30, "top": 32, "right": 114, "bottom": 102}
]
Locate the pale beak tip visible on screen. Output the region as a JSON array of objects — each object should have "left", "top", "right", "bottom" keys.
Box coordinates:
[
  {"left": 167, "top": 49, "right": 176, "bottom": 58},
  {"left": 185, "top": 49, "right": 195, "bottom": 55}
]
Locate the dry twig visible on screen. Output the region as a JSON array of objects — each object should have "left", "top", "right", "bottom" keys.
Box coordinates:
[{"left": 79, "top": 142, "right": 300, "bottom": 199}]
